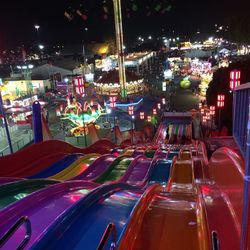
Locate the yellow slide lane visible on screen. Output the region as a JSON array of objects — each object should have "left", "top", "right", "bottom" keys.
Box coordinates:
[{"left": 49, "top": 153, "right": 100, "bottom": 181}]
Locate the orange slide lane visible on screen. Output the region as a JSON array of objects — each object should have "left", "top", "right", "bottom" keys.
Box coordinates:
[{"left": 119, "top": 152, "right": 210, "bottom": 250}]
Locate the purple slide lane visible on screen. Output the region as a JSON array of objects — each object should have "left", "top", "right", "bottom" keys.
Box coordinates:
[
  {"left": 71, "top": 154, "right": 117, "bottom": 181},
  {"left": 153, "top": 149, "right": 168, "bottom": 159},
  {"left": 119, "top": 155, "right": 152, "bottom": 186},
  {"left": 0, "top": 181, "right": 98, "bottom": 250}
]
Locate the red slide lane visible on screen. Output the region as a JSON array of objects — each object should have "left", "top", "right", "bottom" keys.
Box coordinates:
[
  {"left": 202, "top": 147, "right": 244, "bottom": 250},
  {"left": 0, "top": 139, "right": 115, "bottom": 177}
]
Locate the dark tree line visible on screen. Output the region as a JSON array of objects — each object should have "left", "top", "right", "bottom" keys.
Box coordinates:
[
  {"left": 206, "top": 57, "right": 250, "bottom": 134},
  {"left": 227, "top": 14, "right": 250, "bottom": 45}
]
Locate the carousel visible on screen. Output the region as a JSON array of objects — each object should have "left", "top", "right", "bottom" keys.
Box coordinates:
[{"left": 93, "top": 69, "right": 144, "bottom": 96}]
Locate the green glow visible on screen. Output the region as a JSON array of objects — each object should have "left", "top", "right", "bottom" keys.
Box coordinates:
[
  {"left": 62, "top": 109, "right": 103, "bottom": 126},
  {"left": 14, "top": 193, "right": 28, "bottom": 200},
  {"left": 78, "top": 189, "right": 89, "bottom": 194}
]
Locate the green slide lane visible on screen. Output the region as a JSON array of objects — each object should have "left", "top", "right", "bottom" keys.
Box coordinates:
[
  {"left": 145, "top": 150, "right": 156, "bottom": 158},
  {"left": 95, "top": 156, "right": 132, "bottom": 184},
  {"left": 0, "top": 179, "right": 59, "bottom": 209}
]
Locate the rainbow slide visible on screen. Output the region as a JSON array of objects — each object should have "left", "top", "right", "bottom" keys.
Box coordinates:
[{"left": 0, "top": 119, "right": 245, "bottom": 249}]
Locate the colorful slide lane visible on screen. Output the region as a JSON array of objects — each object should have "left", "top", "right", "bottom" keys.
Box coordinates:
[
  {"left": 199, "top": 147, "right": 245, "bottom": 250},
  {"left": 0, "top": 139, "right": 115, "bottom": 177},
  {"left": 48, "top": 154, "right": 100, "bottom": 181},
  {"left": 29, "top": 153, "right": 84, "bottom": 179},
  {"left": 94, "top": 156, "right": 133, "bottom": 183},
  {"left": 119, "top": 155, "right": 152, "bottom": 186},
  {"left": 119, "top": 156, "right": 211, "bottom": 250},
  {"left": 0, "top": 179, "right": 59, "bottom": 209},
  {"left": 72, "top": 154, "right": 117, "bottom": 181},
  {"left": 0, "top": 181, "right": 98, "bottom": 250},
  {"left": 29, "top": 183, "right": 141, "bottom": 250}
]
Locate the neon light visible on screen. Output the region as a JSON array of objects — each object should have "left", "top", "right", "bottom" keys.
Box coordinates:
[
  {"left": 62, "top": 100, "right": 105, "bottom": 136},
  {"left": 128, "top": 106, "right": 134, "bottom": 115},
  {"left": 230, "top": 70, "right": 241, "bottom": 90},
  {"left": 140, "top": 112, "right": 144, "bottom": 120},
  {"left": 106, "top": 98, "right": 143, "bottom": 108}
]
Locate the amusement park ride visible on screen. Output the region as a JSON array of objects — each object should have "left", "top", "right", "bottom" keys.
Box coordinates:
[{"left": 62, "top": 97, "right": 105, "bottom": 137}]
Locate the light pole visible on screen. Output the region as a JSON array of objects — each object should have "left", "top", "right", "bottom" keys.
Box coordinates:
[
  {"left": 82, "top": 115, "right": 87, "bottom": 148},
  {"left": 34, "top": 24, "right": 40, "bottom": 44},
  {"left": 0, "top": 91, "right": 13, "bottom": 154},
  {"left": 113, "top": 0, "right": 127, "bottom": 99}
]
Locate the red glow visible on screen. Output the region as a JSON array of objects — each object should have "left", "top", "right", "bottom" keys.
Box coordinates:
[
  {"left": 230, "top": 70, "right": 241, "bottom": 90},
  {"left": 140, "top": 112, "right": 145, "bottom": 120},
  {"left": 109, "top": 96, "right": 117, "bottom": 108},
  {"left": 74, "top": 76, "right": 85, "bottom": 95},
  {"left": 209, "top": 106, "right": 216, "bottom": 115},
  {"left": 217, "top": 94, "right": 225, "bottom": 108},
  {"left": 113, "top": 152, "right": 120, "bottom": 157},
  {"left": 128, "top": 106, "right": 134, "bottom": 115}
]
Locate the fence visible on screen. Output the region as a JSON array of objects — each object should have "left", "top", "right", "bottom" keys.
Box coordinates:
[
  {"left": 0, "top": 129, "right": 33, "bottom": 157},
  {"left": 233, "top": 83, "right": 250, "bottom": 158}
]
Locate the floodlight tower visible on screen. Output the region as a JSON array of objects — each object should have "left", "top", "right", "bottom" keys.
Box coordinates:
[{"left": 113, "top": 0, "right": 127, "bottom": 99}]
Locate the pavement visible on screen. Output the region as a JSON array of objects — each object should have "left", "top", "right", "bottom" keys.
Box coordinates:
[{"left": 170, "top": 87, "right": 200, "bottom": 112}]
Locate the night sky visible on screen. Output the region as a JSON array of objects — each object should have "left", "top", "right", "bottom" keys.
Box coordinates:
[{"left": 0, "top": 0, "right": 248, "bottom": 49}]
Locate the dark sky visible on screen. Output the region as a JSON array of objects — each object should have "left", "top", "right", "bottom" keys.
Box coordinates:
[{"left": 0, "top": 0, "right": 248, "bottom": 49}]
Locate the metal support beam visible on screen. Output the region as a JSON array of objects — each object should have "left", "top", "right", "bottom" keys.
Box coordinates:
[{"left": 113, "top": 0, "right": 127, "bottom": 98}]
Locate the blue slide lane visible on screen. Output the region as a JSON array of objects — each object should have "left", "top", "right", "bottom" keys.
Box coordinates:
[
  {"left": 29, "top": 154, "right": 84, "bottom": 179},
  {"left": 31, "top": 183, "right": 140, "bottom": 250},
  {"left": 148, "top": 160, "right": 172, "bottom": 184},
  {"left": 168, "top": 151, "right": 179, "bottom": 160}
]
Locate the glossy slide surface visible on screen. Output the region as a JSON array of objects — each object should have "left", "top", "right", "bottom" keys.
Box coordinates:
[
  {"left": 0, "top": 179, "right": 58, "bottom": 209},
  {"left": 31, "top": 183, "right": 140, "bottom": 250},
  {"left": 119, "top": 155, "right": 151, "bottom": 186},
  {"left": 0, "top": 139, "right": 115, "bottom": 177},
  {"left": 48, "top": 153, "right": 100, "bottom": 181},
  {"left": 29, "top": 153, "right": 84, "bottom": 179},
  {"left": 123, "top": 191, "right": 209, "bottom": 250},
  {"left": 201, "top": 147, "right": 244, "bottom": 250},
  {"left": 95, "top": 156, "right": 133, "bottom": 183},
  {"left": 119, "top": 159, "right": 210, "bottom": 250},
  {"left": 0, "top": 181, "right": 98, "bottom": 250},
  {"left": 72, "top": 154, "right": 116, "bottom": 181},
  {"left": 147, "top": 159, "right": 172, "bottom": 184}
]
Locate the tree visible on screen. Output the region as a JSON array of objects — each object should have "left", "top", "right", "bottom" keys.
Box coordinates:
[
  {"left": 228, "top": 14, "right": 250, "bottom": 45},
  {"left": 206, "top": 58, "right": 250, "bottom": 134}
]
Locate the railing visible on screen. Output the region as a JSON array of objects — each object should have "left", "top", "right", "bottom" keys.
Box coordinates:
[
  {"left": 0, "top": 216, "right": 32, "bottom": 250},
  {"left": 233, "top": 83, "right": 250, "bottom": 158},
  {"left": 211, "top": 231, "right": 219, "bottom": 250},
  {"left": 0, "top": 131, "right": 33, "bottom": 156},
  {"left": 97, "top": 223, "right": 117, "bottom": 250},
  {"left": 234, "top": 83, "right": 250, "bottom": 250}
]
